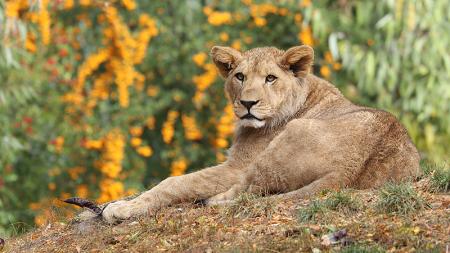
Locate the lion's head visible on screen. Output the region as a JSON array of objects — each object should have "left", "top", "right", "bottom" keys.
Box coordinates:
[{"left": 211, "top": 45, "right": 314, "bottom": 128}]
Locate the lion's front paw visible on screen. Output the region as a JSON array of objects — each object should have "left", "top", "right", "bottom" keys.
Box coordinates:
[{"left": 101, "top": 200, "right": 145, "bottom": 224}]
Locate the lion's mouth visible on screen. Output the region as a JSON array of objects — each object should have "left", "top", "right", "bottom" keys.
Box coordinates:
[{"left": 240, "top": 113, "right": 263, "bottom": 121}]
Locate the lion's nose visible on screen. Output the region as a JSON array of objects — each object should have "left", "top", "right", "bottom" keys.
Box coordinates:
[{"left": 240, "top": 100, "right": 259, "bottom": 110}]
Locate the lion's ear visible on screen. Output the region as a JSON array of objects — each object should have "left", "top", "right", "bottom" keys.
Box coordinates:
[
  {"left": 280, "top": 45, "right": 314, "bottom": 78},
  {"left": 210, "top": 46, "right": 242, "bottom": 78}
]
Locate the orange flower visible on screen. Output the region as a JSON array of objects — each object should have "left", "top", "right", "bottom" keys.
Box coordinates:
[
  {"left": 137, "top": 146, "right": 153, "bottom": 157},
  {"left": 64, "top": 0, "right": 74, "bottom": 10},
  {"left": 333, "top": 62, "right": 342, "bottom": 71},
  {"left": 254, "top": 17, "right": 267, "bottom": 27},
  {"left": 207, "top": 11, "right": 232, "bottom": 26},
  {"left": 301, "top": 0, "right": 312, "bottom": 7},
  {"left": 146, "top": 116, "right": 156, "bottom": 130},
  {"left": 96, "top": 130, "right": 125, "bottom": 179},
  {"left": 182, "top": 114, "right": 203, "bottom": 141},
  {"left": 215, "top": 138, "right": 229, "bottom": 148},
  {"left": 85, "top": 139, "right": 103, "bottom": 149},
  {"left": 192, "top": 52, "right": 207, "bottom": 66},
  {"left": 170, "top": 158, "right": 188, "bottom": 176},
  {"left": 130, "top": 137, "right": 142, "bottom": 147},
  {"left": 216, "top": 152, "right": 226, "bottom": 162},
  {"left": 231, "top": 40, "right": 241, "bottom": 50},
  {"left": 215, "top": 104, "right": 235, "bottom": 148},
  {"left": 68, "top": 167, "right": 86, "bottom": 180},
  {"left": 130, "top": 126, "right": 143, "bottom": 136},
  {"left": 97, "top": 179, "right": 124, "bottom": 203},
  {"left": 5, "top": 1, "right": 20, "bottom": 18},
  {"left": 203, "top": 6, "right": 213, "bottom": 15},
  {"left": 48, "top": 183, "right": 56, "bottom": 191},
  {"left": 25, "top": 33, "right": 37, "bottom": 53},
  {"left": 298, "top": 25, "right": 314, "bottom": 46},
  {"left": 192, "top": 63, "right": 217, "bottom": 95},
  {"left": 79, "top": 0, "right": 91, "bottom": 6},
  {"left": 294, "top": 14, "right": 302, "bottom": 23},
  {"left": 38, "top": 0, "right": 51, "bottom": 45},
  {"left": 219, "top": 32, "right": 229, "bottom": 42},
  {"left": 146, "top": 85, "right": 159, "bottom": 97},
  {"left": 53, "top": 136, "right": 64, "bottom": 153},
  {"left": 76, "top": 184, "right": 89, "bottom": 198},
  {"left": 278, "top": 8, "right": 289, "bottom": 16},
  {"left": 162, "top": 111, "right": 179, "bottom": 144},
  {"left": 320, "top": 66, "right": 331, "bottom": 79},
  {"left": 122, "top": 0, "right": 137, "bottom": 10},
  {"left": 324, "top": 51, "right": 333, "bottom": 63}
]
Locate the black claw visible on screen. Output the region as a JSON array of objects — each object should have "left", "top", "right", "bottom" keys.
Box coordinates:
[{"left": 63, "top": 197, "right": 103, "bottom": 215}]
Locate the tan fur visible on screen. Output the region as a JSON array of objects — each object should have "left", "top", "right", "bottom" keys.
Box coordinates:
[{"left": 100, "top": 45, "right": 420, "bottom": 223}]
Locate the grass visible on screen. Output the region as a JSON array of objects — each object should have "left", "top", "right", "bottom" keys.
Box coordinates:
[
  {"left": 298, "top": 199, "right": 327, "bottom": 222},
  {"left": 337, "top": 244, "right": 385, "bottom": 253},
  {"left": 375, "top": 181, "right": 427, "bottom": 215},
  {"left": 298, "top": 189, "right": 361, "bottom": 222},
  {"left": 324, "top": 190, "right": 362, "bottom": 213},
  {"left": 426, "top": 163, "right": 450, "bottom": 193},
  {"left": 420, "top": 160, "right": 450, "bottom": 192},
  {"left": 430, "top": 166, "right": 450, "bottom": 192},
  {"left": 221, "top": 193, "right": 276, "bottom": 219}
]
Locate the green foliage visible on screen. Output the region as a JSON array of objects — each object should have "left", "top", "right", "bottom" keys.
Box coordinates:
[
  {"left": 375, "top": 182, "right": 427, "bottom": 215},
  {"left": 311, "top": 0, "right": 450, "bottom": 161}
]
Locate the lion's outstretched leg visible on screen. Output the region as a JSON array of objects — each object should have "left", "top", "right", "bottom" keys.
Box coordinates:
[{"left": 101, "top": 164, "right": 242, "bottom": 223}]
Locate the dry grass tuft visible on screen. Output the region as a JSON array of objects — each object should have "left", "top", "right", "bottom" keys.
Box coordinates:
[
  {"left": 221, "top": 193, "right": 276, "bottom": 219},
  {"left": 375, "top": 182, "right": 428, "bottom": 215}
]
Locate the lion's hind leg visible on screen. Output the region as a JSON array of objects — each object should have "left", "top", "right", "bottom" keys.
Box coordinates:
[{"left": 273, "top": 172, "right": 349, "bottom": 200}]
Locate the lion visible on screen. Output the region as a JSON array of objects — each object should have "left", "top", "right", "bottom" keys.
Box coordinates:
[{"left": 96, "top": 45, "right": 420, "bottom": 223}]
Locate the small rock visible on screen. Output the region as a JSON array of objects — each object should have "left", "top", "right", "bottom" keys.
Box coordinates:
[
  {"left": 321, "top": 229, "right": 348, "bottom": 246},
  {"left": 312, "top": 248, "right": 321, "bottom": 253},
  {"left": 128, "top": 221, "right": 139, "bottom": 226}
]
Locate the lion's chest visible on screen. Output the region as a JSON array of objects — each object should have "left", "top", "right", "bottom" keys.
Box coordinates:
[{"left": 229, "top": 127, "right": 283, "bottom": 167}]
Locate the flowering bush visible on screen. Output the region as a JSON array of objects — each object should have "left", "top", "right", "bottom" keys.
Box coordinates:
[{"left": 0, "top": 0, "right": 448, "bottom": 235}]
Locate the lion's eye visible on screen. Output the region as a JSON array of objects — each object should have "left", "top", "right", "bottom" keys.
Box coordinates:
[
  {"left": 265, "top": 74, "right": 277, "bottom": 83},
  {"left": 235, "top": 72, "right": 244, "bottom": 81}
]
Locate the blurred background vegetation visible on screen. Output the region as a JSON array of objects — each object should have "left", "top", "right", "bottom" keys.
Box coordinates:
[{"left": 0, "top": 0, "right": 448, "bottom": 235}]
